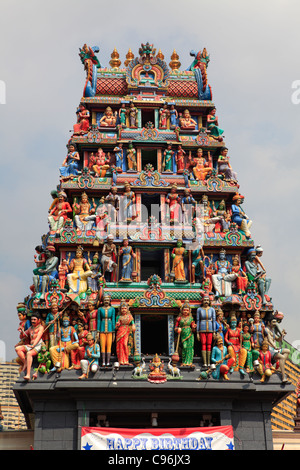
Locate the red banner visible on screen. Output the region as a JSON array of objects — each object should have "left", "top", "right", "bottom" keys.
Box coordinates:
[{"left": 81, "top": 425, "right": 234, "bottom": 450}]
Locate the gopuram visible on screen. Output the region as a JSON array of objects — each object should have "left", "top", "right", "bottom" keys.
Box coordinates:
[{"left": 13, "top": 43, "right": 294, "bottom": 451}]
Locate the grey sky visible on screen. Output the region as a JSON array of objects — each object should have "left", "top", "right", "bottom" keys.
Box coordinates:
[{"left": 1, "top": 0, "right": 300, "bottom": 360}]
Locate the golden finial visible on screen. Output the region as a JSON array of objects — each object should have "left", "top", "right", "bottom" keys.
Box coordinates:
[
  {"left": 169, "top": 49, "right": 181, "bottom": 72},
  {"left": 157, "top": 49, "right": 164, "bottom": 60},
  {"left": 124, "top": 48, "right": 134, "bottom": 67},
  {"left": 109, "top": 47, "right": 121, "bottom": 70}
]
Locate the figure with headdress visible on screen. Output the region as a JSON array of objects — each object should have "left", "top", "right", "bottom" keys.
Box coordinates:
[
  {"left": 99, "top": 106, "right": 117, "bottom": 127},
  {"left": 207, "top": 107, "right": 224, "bottom": 141},
  {"left": 126, "top": 142, "right": 137, "bottom": 171},
  {"left": 59, "top": 143, "right": 80, "bottom": 180},
  {"left": 119, "top": 238, "right": 136, "bottom": 282},
  {"left": 166, "top": 184, "right": 181, "bottom": 225},
  {"left": 33, "top": 245, "right": 59, "bottom": 300},
  {"left": 163, "top": 144, "right": 174, "bottom": 172},
  {"left": 73, "top": 103, "right": 90, "bottom": 135},
  {"left": 48, "top": 191, "right": 72, "bottom": 235},
  {"left": 171, "top": 239, "right": 187, "bottom": 282},
  {"left": 67, "top": 245, "right": 93, "bottom": 298},
  {"left": 97, "top": 294, "right": 116, "bottom": 367},
  {"left": 212, "top": 249, "right": 237, "bottom": 297},
  {"left": 211, "top": 334, "right": 234, "bottom": 380},
  {"left": 49, "top": 314, "right": 79, "bottom": 371},
  {"left": 196, "top": 295, "right": 217, "bottom": 367},
  {"left": 224, "top": 315, "right": 247, "bottom": 376},
  {"left": 101, "top": 235, "right": 117, "bottom": 281},
  {"left": 231, "top": 193, "right": 252, "bottom": 238},
  {"left": 175, "top": 300, "right": 196, "bottom": 366},
  {"left": 73, "top": 192, "right": 96, "bottom": 233},
  {"left": 115, "top": 300, "right": 135, "bottom": 365}
]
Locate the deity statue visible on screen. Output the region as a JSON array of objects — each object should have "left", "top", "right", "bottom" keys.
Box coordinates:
[
  {"left": 126, "top": 142, "right": 137, "bottom": 171},
  {"left": 127, "top": 101, "right": 138, "bottom": 128},
  {"left": 97, "top": 294, "right": 116, "bottom": 367},
  {"left": 99, "top": 106, "right": 117, "bottom": 127},
  {"left": 217, "top": 148, "right": 237, "bottom": 182},
  {"left": 48, "top": 191, "right": 72, "bottom": 235},
  {"left": 162, "top": 144, "right": 174, "bottom": 172},
  {"left": 33, "top": 344, "right": 52, "bottom": 378},
  {"left": 118, "top": 103, "right": 127, "bottom": 127},
  {"left": 175, "top": 300, "right": 196, "bottom": 366},
  {"left": 73, "top": 103, "right": 90, "bottom": 135},
  {"left": 59, "top": 143, "right": 80, "bottom": 180},
  {"left": 224, "top": 315, "right": 247, "bottom": 375},
  {"left": 15, "top": 312, "right": 45, "bottom": 380},
  {"left": 191, "top": 240, "right": 205, "bottom": 284},
  {"left": 67, "top": 245, "right": 93, "bottom": 298},
  {"left": 244, "top": 250, "right": 271, "bottom": 305},
  {"left": 79, "top": 334, "right": 100, "bottom": 379},
  {"left": 256, "top": 339, "right": 276, "bottom": 383},
  {"left": 190, "top": 148, "right": 212, "bottom": 181},
  {"left": 33, "top": 245, "right": 59, "bottom": 300},
  {"left": 249, "top": 310, "right": 266, "bottom": 354},
  {"left": 179, "top": 109, "right": 197, "bottom": 130},
  {"left": 169, "top": 104, "right": 178, "bottom": 128},
  {"left": 92, "top": 196, "right": 109, "bottom": 240},
  {"left": 45, "top": 299, "right": 60, "bottom": 349},
  {"left": 215, "top": 308, "right": 228, "bottom": 343},
  {"left": 195, "top": 195, "right": 224, "bottom": 234},
  {"left": 231, "top": 254, "right": 248, "bottom": 294},
  {"left": 105, "top": 186, "right": 120, "bottom": 223},
  {"left": 92, "top": 148, "right": 110, "bottom": 177},
  {"left": 85, "top": 300, "right": 98, "bottom": 340},
  {"left": 58, "top": 258, "right": 69, "bottom": 290},
  {"left": 171, "top": 239, "right": 187, "bottom": 282},
  {"left": 115, "top": 300, "right": 136, "bottom": 365},
  {"left": 211, "top": 335, "right": 234, "bottom": 380},
  {"left": 49, "top": 315, "right": 79, "bottom": 371},
  {"left": 148, "top": 354, "right": 167, "bottom": 384},
  {"left": 72, "top": 321, "right": 89, "bottom": 369},
  {"left": 166, "top": 184, "right": 181, "bottom": 225},
  {"left": 175, "top": 145, "right": 186, "bottom": 173},
  {"left": 101, "top": 235, "right": 117, "bottom": 281},
  {"left": 231, "top": 193, "right": 252, "bottom": 238},
  {"left": 196, "top": 295, "right": 217, "bottom": 367},
  {"left": 212, "top": 249, "right": 237, "bottom": 297},
  {"left": 207, "top": 107, "right": 224, "bottom": 141},
  {"left": 181, "top": 188, "right": 196, "bottom": 225},
  {"left": 16, "top": 303, "right": 30, "bottom": 347},
  {"left": 119, "top": 238, "right": 136, "bottom": 282},
  {"left": 264, "top": 315, "right": 290, "bottom": 383},
  {"left": 113, "top": 143, "right": 124, "bottom": 170},
  {"left": 73, "top": 192, "right": 96, "bottom": 233},
  {"left": 86, "top": 252, "right": 102, "bottom": 294},
  {"left": 159, "top": 103, "right": 170, "bottom": 129},
  {"left": 121, "top": 183, "right": 136, "bottom": 222}
]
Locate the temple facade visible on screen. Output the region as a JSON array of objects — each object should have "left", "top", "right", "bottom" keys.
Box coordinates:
[{"left": 13, "top": 43, "right": 294, "bottom": 451}]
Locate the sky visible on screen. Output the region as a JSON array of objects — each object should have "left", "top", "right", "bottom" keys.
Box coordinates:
[{"left": 0, "top": 0, "right": 300, "bottom": 361}]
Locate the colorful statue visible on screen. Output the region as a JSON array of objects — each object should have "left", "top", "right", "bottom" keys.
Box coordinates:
[
  {"left": 171, "top": 239, "right": 187, "bottom": 282},
  {"left": 118, "top": 103, "right": 127, "bottom": 127},
  {"left": 86, "top": 300, "right": 98, "bottom": 340},
  {"left": 59, "top": 143, "right": 80, "bottom": 180},
  {"left": 92, "top": 148, "right": 110, "bottom": 177},
  {"left": 196, "top": 295, "right": 217, "bottom": 367},
  {"left": 99, "top": 106, "right": 117, "bottom": 127},
  {"left": 169, "top": 104, "right": 178, "bottom": 128},
  {"left": 175, "top": 300, "right": 196, "bottom": 366},
  {"left": 73, "top": 103, "right": 90, "bottom": 135},
  {"left": 148, "top": 354, "right": 167, "bottom": 384},
  {"left": 127, "top": 101, "right": 138, "bottom": 128},
  {"left": 113, "top": 143, "right": 124, "bottom": 170},
  {"left": 97, "top": 294, "right": 116, "bottom": 367},
  {"left": 231, "top": 254, "right": 248, "bottom": 294},
  {"left": 162, "top": 144, "right": 174, "bottom": 172},
  {"left": 244, "top": 250, "right": 271, "bottom": 305},
  {"left": 224, "top": 315, "right": 247, "bottom": 375},
  {"left": 67, "top": 245, "right": 93, "bottom": 298},
  {"left": 241, "top": 323, "right": 255, "bottom": 373},
  {"left": 45, "top": 299, "right": 60, "bottom": 348},
  {"left": 211, "top": 335, "right": 234, "bottom": 380},
  {"left": 15, "top": 312, "right": 45, "bottom": 381},
  {"left": 256, "top": 339, "right": 276, "bottom": 383},
  {"left": 126, "top": 142, "right": 137, "bottom": 171},
  {"left": 179, "top": 109, "right": 197, "bottom": 129},
  {"left": 58, "top": 258, "right": 69, "bottom": 290},
  {"left": 32, "top": 245, "right": 59, "bottom": 300},
  {"left": 190, "top": 148, "right": 212, "bottom": 181},
  {"left": 73, "top": 192, "right": 96, "bottom": 233},
  {"left": 212, "top": 249, "right": 237, "bottom": 297},
  {"left": 49, "top": 315, "right": 79, "bottom": 371},
  {"left": 207, "top": 107, "right": 224, "bottom": 141},
  {"left": 121, "top": 183, "right": 136, "bottom": 222},
  {"left": 101, "top": 235, "right": 117, "bottom": 281},
  {"left": 119, "top": 238, "right": 136, "bottom": 282},
  {"left": 181, "top": 188, "right": 196, "bottom": 225},
  {"left": 115, "top": 300, "right": 136, "bottom": 365},
  {"left": 166, "top": 184, "right": 181, "bottom": 224},
  {"left": 79, "top": 334, "right": 100, "bottom": 379},
  {"left": 33, "top": 344, "right": 52, "bottom": 378},
  {"left": 264, "top": 315, "right": 290, "bottom": 383},
  {"left": 159, "top": 103, "right": 170, "bottom": 129},
  {"left": 175, "top": 145, "right": 186, "bottom": 173},
  {"left": 87, "top": 252, "right": 102, "bottom": 294},
  {"left": 231, "top": 193, "right": 252, "bottom": 238},
  {"left": 217, "top": 148, "right": 237, "bottom": 182},
  {"left": 48, "top": 191, "right": 72, "bottom": 235},
  {"left": 191, "top": 241, "right": 205, "bottom": 284},
  {"left": 105, "top": 186, "right": 120, "bottom": 223}
]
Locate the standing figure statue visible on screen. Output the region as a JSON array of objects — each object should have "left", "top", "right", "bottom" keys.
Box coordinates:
[
  {"left": 15, "top": 312, "right": 45, "bottom": 381},
  {"left": 171, "top": 239, "right": 187, "bottom": 282},
  {"left": 119, "top": 238, "right": 136, "bottom": 282},
  {"left": 159, "top": 103, "right": 170, "bottom": 129},
  {"left": 127, "top": 101, "right": 138, "bottom": 128},
  {"left": 264, "top": 315, "right": 290, "bottom": 383},
  {"left": 162, "top": 144, "right": 174, "bottom": 172},
  {"left": 105, "top": 186, "right": 120, "bottom": 223},
  {"left": 175, "top": 300, "right": 196, "bottom": 367},
  {"left": 118, "top": 103, "right": 127, "bottom": 127},
  {"left": 115, "top": 300, "right": 136, "bottom": 365},
  {"left": 121, "top": 183, "right": 136, "bottom": 223},
  {"left": 97, "top": 294, "right": 116, "bottom": 367},
  {"left": 33, "top": 245, "right": 59, "bottom": 300},
  {"left": 126, "top": 142, "right": 137, "bottom": 171},
  {"left": 175, "top": 145, "right": 186, "bottom": 173},
  {"left": 224, "top": 315, "right": 247, "bottom": 376},
  {"left": 113, "top": 143, "right": 124, "bottom": 170},
  {"left": 101, "top": 235, "right": 118, "bottom": 281},
  {"left": 196, "top": 295, "right": 217, "bottom": 367},
  {"left": 166, "top": 184, "right": 181, "bottom": 225},
  {"left": 191, "top": 240, "right": 205, "bottom": 284},
  {"left": 49, "top": 315, "right": 79, "bottom": 371}
]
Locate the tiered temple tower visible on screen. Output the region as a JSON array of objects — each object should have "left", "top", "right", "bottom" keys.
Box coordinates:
[{"left": 13, "top": 43, "right": 294, "bottom": 450}]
